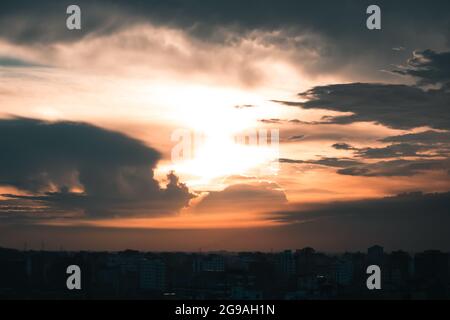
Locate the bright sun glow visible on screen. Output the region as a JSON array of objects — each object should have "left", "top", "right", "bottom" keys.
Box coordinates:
[
  {"left": 166, "top": 133, "right": 279, "bottom": 187},
  {"left": 150, "top": 84, "right": 282, "bottom": 186}
]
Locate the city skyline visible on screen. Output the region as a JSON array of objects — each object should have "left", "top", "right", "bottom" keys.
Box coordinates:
[{"left": 1, "top": 244, "right": 448, "bottom": 300}]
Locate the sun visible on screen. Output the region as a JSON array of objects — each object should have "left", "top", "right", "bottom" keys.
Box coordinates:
[{"left": 152, "top": 84, "right": 282, "bottom": 187}]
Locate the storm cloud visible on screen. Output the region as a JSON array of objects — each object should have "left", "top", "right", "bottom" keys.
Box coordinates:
[
  {"left": 1, "top": 1, "right": 449, "bottom": 80},
  {"left": 392, "top": 49, "right": 450, "bottom": 89},
  {"left": 0, "top": 118, "right": 194, "bottom": 219},
  {"left": 281, "top": 83, "right": 450, "bottom": 130},
  {"left": 275, "top": 48, "right": 450, "bottom": 130}
]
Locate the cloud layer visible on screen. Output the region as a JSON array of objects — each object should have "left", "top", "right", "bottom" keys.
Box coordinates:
[{"left": 1, "top": 1, "right": 449, "bottom": 81}]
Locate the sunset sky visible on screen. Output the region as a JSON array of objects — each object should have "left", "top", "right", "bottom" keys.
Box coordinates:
[{"left": 0, "top": 0, "right": 449, "bottom": 252}]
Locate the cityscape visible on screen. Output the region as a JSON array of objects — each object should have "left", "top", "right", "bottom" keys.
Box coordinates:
[{"left": 1, "top": 245, "right": 448, "bottom": 300}]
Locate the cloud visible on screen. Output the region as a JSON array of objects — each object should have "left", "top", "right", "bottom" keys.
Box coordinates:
[
  {"left": 2, "top": 191, "right": 450, "bottom": 251},
  {"left": 278, "top": 82, "right": 450, "bottom": 130},
  {"left": 274, "top": 49, "right": 450, "bottom": 130},
  {"left": 381, "top": 130, "right": 450, "bottom": 144},
  {"left": 355, "top": 143, "right": 432, "bottom": 159},
  {"left": 272, "top": 191, "right": 450, "bottom": 222},
  {"left": 0, "top": 117, "right": 194, "bottom": 219},
  {"left": 281, "top": 149, "right": 449, "bottom": 176},
  {"left": 1, "top": 1, "right": 449, "bottom": 81},
  {"left": 234, "top": 104, "right": 255, "bottom": 109},
  {"left": 259, "top": 118, "right": 324, "bottom": 126},
  {"left": 392, "top": 50, "right": 450, "bottom": 89},
  {"left": 280, "top": 157, "right": 363, "bottom": 168},
  {"left": 259, "top": 118, "right": 282, "bottom": 124},
  {"left": 0, "top": 56, "right": 42, "bottom": 67},
  {"left": 331, "top": 143, "right": 356, "bottom": 150},
  {"left": 194, "top": 182, "right": 287, "bottom": 214},
  {"left": 288, "top": 135, "right": 306, "bottom": 141},
  {"left": 265, "top": 191, "right": 450, "bottom": 251},
  {"left": 337, "top": 159, "right": 449, "bottom": 177},
  {"left": 335, "top": 131, "right": 450, "bottom": 160}
]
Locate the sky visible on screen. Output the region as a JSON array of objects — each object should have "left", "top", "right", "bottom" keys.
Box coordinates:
[{"left": 0, "top": 0, "right": 449, "bottom": 252}]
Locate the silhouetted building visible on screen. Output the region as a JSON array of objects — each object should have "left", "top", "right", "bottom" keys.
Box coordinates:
[
  {"left": 139, "top": 259, "right": 166, "bottom": 291},
  {"left": 295, "top": 247, "right": 316, "bottom": 275},
  {"left": 334, "top": 258, "right": 353, "bottom": 286},
  {"left": 387, "top": 250, "right": 411, "bottom": 286},
  {"left": 193, "top": 254, "right": 225, "bottom": 272},
  {"left": 368, "top": 245, "right": 384, "bottom": 265},
  {"left": 278, "top": 250, "right": 296, "bottom": 276},
  {"left": 230, "top": 286, "right": 263, "bottom": 299},
  {"left": 1, "top": 247, "right": 449, "bottom": 299}
]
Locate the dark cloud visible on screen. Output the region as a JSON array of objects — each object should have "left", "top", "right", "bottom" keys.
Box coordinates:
[
  {"left": 194, "top": 182, "right": 287, "bottom": 213},
  {"left": 0, "top": 117, "right": 194, "bottom": 219},
  {"left": 392, "top": 50, "right": 450, "bottom": 89},
  {"left": 279, "top": 99, "right": 450, "bottom": 173},
  {"left": 280, "top": 157, "right": 363, "bottom": 168},
  {"left": 355, "top": 143, "right": 432, "bottom": 159},
  {"left": 288, "top": 135, "right": 306, "bottom": 141},
  {"left": 2, "top": 0, "right": 445, "bottom": 42},
  {"left": 281, "top": 151, "right": 449, "bottom": 176},
  {"left": 0, "top": 56, "right": 43, "bottom": 67},
  {"left": 288, "top": 119, "right": 321, "bottom": 125},
  {"left": 266, "top": 191, "right": 450, "bottom": 251},
  {"left": 275, "top": 49, "right": 450, "bottom": 130},
  {"left": 337, "top": 159, "right": 449, "bottom": 177},
  {"left": 331, "top": 143, "right": 356, "bottom": 150},
  {"left": 311, "top": 157, "right": 363, "bottom": 168},
  {"left": 0, "top": 1, "right": 133, "bottom": 45},
  {"left": 381, "top": 130, "right": 450, "bottom": 144},
  {"left": 1, "top": 1, "right": 449, "bottom": 79},
  {"left": 234, "top": 104, "right": 255, "bottom": 109},
  {"left": 259, "top": 118, "right": 324, "bottom": 126},
  {"left": 379, "top": 131, "right": 450, "bottom": 158},
  {"left": 278, "top": 83, "right": 450, "bottom": 130},
  {"left": 331, "top": 130, "right": 450, "bottom": 166},
  {"left": 259, "top": 118, "right": 282, "bottom": 124},
  {"left": 273, "top": 191, "right": 450, "bottom": 223}
]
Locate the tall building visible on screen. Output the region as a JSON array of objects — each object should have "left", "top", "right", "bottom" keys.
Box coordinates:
[
  {"left": 388, "top": 250, "right": 411, "bottom": 285},
  {"left": 278, "top": 250, "right": 296, "bottom": 276},
  {"left": 295, "top": 247, "right": 316, "bottom": 276},
  {"left": 367, "top": 245, "right": 384, "bottom": 265},
  {"left": 334, "top": 258, "right": 353, "bottom": 286},
  {"left": 139, "top": 259, "right": 166, "bottom": 291}
]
